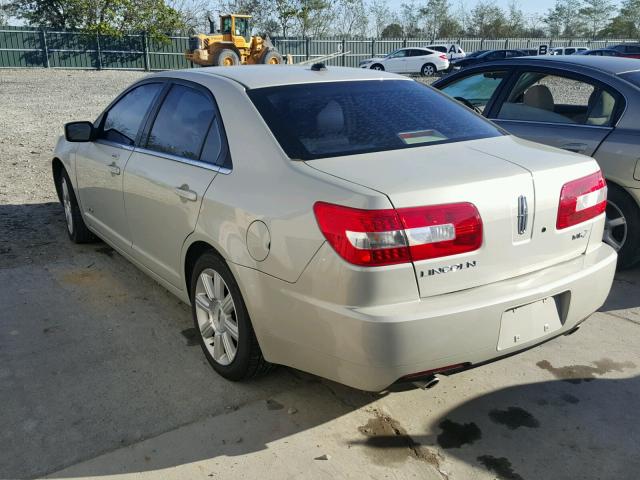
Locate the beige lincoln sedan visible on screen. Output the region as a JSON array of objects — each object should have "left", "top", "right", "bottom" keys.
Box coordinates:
[{"left": 52, "top": 65, "right": 616, "bottom": 391}]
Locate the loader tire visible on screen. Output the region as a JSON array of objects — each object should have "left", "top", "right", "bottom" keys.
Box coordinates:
[
  {"left": 214, "top": 49, "right": 240, "bottom": 67},
  {"left": 260, "top": 49, "right": 283, "bottom": 65}
]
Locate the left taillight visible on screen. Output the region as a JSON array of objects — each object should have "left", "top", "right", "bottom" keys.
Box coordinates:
[
  {"left": 556, "top": 170, "right": 607, "bottom": 230},
  {"left": 313, "top": 201, "right": 482, "bottom": 267}
]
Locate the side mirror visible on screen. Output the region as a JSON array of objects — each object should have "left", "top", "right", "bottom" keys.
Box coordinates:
[{"left": 65, "top": 121, "right": 94, "bottom": 142}]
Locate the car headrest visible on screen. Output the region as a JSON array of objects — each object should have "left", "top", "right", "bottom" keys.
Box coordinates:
[
  {"left": 523, "top": 85, "right": 554, "bottom": 111},
  {"left": 316, "top": 101, "right": 344, "bottom": 135}
]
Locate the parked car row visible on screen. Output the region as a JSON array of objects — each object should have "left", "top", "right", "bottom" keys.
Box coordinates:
[{"left": 359, "top": 43, "right": 639, "bottom": 77}]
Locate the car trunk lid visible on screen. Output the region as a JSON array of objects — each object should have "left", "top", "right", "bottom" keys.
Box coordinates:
[{"left": 305, "top": 135, "right": 601, "bottom": 297}]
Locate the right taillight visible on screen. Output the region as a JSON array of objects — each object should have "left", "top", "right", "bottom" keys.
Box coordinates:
[
  {"left": 313, "top": 201, "right": 482, "bottom": 267},
  {"left": 557, "top": 171, "right": 607, "bottom": 230}
]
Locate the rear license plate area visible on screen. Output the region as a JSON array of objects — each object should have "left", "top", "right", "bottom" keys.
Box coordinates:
[{"left": 497, "top": 292, "right": 570, "bottom": 351}]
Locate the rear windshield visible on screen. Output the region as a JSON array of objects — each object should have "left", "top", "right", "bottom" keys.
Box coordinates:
[
  {"left": 620, "top": 71, "right": 640, "bottom": 87},
  {"left": 248, "top": 80, "right": 503, "bottom": 160}
]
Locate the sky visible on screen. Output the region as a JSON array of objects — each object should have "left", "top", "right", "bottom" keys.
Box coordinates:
[{"left": 386, "top": 0, "right": 560, "bottom": 16}]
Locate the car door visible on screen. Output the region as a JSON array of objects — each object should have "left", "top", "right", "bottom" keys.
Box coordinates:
[
  {"left": 123, "top": 80, "right": 226, "bottom": 288},
  {"left": 407, "top": 49, "right": 427, "bottom": 73},
  {"left": 489, "top": 69, "right": 621, "bottom": 156},
  {"left": 75, "top": 81, "right": 164, "bottom": 250},
  {"left": 383, "top": 49, "right": 409, "bottom": 73}
]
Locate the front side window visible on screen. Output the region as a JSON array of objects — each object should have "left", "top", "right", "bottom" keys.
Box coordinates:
[
  {"left": 248, "top": 80, "right": 502, "bottom": 160},
  {"left": 497, "top": 72, "right": 618, "bottom": 126},
  {"left": 99, "top": 83, "right": 162, "bottom": 146},
  {"left": 440, "top": 70, "right": 508, "bottom": 113},
  {"left": 146, "top": 84, "right": 215, "bottom": 160}
]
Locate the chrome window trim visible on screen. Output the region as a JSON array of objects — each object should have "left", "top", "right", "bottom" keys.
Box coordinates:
[
  {"left": 95, "top": 139, "right": 135, "bottom": 151},
  {"left": 134, "top": 146, "right": 232, "bottom": 175}
]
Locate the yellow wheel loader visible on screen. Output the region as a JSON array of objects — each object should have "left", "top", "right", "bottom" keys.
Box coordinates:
[{"left": 185, "top": 14, "right": 284, "bottom": 67}]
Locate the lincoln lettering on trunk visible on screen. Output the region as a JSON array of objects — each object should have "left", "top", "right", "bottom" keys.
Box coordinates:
[{"left": 422, "top": 261, "right": 477, "bottom": 277}]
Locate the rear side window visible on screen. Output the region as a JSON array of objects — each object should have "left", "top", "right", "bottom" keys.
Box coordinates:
[
  {"left": 146, "top": 84, "right": 214, "bottom": 160},
  {"left": 248, "top": 80, "right": 502, "bottom": 160},
  {"left": 99, "top": 83, "right": 162, "bottom": 146},
  {"left": 497, "top": 72, "right": 618, "bottom": 126}
]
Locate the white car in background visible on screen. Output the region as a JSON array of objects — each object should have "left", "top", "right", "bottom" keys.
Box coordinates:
[
  {"left": 425, "top": 43, "right": 466, "bottom": 60},
  {"left": 551, "top": 47, "right": 589, "bottom": 55},
  {"left": 359, "top": 47, "right": 449, "bottom": 76}
]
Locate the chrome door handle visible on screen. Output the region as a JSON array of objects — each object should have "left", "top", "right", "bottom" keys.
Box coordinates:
[
  {"left": 108, "top": 161, "right": 121, "bottom": 175},
  {"left": 175, "top": 185, "right": 197, "bottom": 201},
  {"left": 561, "top": 143, "right": 588, "bottom": 154}
]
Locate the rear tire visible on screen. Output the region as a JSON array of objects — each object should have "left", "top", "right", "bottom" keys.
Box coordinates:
[
  {"left": 260, "top": 49, "right": 283, "bottom": 64},
  {"left": 190, "top": 251, "right": 272, "bottom": 381},
  {"left": 604, "top": 184, "right": 640, "bottom": 269},
  {"left": 421, "top": 63, "right": 436, "bottom": 76},
  {"left": 214, "top": 48, "right": 240, "bottom": 67},
  {"left": 58, "top": 170, "right": 96, "bottom": 244}
]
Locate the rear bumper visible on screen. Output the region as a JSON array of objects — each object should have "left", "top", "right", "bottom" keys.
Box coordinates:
[{"left": 234, "top": 243, "right": 616, "bottom": 391}]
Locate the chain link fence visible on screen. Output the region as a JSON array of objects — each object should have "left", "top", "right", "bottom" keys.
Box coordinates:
[{"left": 1, "top": 26, "right": 638, "bottom": 70}]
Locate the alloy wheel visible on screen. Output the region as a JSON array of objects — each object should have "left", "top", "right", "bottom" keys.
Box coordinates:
[
  {"left": 194, "top": 268, "right": 239, "bottom": 366},
  {"left": 61, "top": 177, "right": 74, "bottom": 235},
  {"left": 604, "top": 200, "right": 627, "bottom": 252}
]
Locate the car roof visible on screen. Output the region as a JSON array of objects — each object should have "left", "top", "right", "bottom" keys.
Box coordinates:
[
  {"left": 476, "top": 55, "right": 640, "bottom": 74},
  {"left": 161, "top": 65, "right": 411, "bottom": 89}
]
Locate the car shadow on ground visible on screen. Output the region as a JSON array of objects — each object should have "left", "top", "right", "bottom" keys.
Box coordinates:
[
  {"left": 359, "top": 376, "right": 640, "bottom": 480},
  {"left": 2, "top": 202, "right": 639, "bottom": 478}
]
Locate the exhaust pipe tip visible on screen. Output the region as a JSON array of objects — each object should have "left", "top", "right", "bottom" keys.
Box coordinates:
[{"left": 417, "top": 375, "right": 440, "bottom": 390}]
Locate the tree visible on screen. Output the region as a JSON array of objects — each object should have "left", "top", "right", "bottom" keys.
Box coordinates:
[
  {"left": 601, "top": 0, "right": 637, "bottom": 36},
  {"left": 381, "top": 22, "right": 403, "bottom": 37},
  {"left": 579, "top": 0, "right": 614, "bottom": 37},
  {"left": 543, "top": 0, "right": 584, "bottom": 36},
  {"left": 469, "top": 1, "right": 507, "bottom": 37},
  {"left": 295, "top": 0, "right": 331, "bottom": 37},
  {"left": 420, "top": 0, "right": 450, "bottom": 38},
  {"left": 6, "top": 0, "right": 186, "bottom": 37},
  {"left": 368, "top": 0, "right": 391, "bottom": 37},
  {"left": 333, "top": 0, "right": 368, "bottom": 37},
  {"left": 504, "top": 0, "right": 525, "bottom": 36},
  {"left": 400, "top": 0, "right": 422, "bottom": 36},
  {"left": 274, "top": 0, "right": 298, "bottom": 36}
]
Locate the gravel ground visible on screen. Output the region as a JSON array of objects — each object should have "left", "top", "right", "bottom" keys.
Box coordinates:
[{"left": 0, "top": 69, "right": 148, "bottom": 205}]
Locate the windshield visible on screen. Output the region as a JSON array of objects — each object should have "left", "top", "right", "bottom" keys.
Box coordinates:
[
  {"left": 248, "top": 80, "right": 503, "bottom": 160},
  {"left": 620, "top": 71, "right": 640, "bottom": 87}
]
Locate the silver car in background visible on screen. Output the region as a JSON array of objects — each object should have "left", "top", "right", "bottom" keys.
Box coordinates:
[{"left": 52, "top": 66, "right": 616, "bottom": 391}]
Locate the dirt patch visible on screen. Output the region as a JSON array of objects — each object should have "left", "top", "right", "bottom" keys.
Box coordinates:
[
  {"left": 488, "top": 407, "right": 540, "bottom": 430},
  {"left": 537, "top": 358, "right": 636, "bottom": 384},
  {"left": 359, "top": 408, "right": 444, "bottom": 472}
]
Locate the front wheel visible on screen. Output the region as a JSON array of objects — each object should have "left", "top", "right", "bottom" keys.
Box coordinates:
[
  {"left": 190, "top": 252, "right": 272, "bottom": 380},
  {"left": 421, "top": 63, "right": 436, "bottom": 76},
  {"left": 370, "top": 63, "right": 384, "bottom": 71},
  {"left": 604, "top": 184, "right": 640, "bottom": 269},
  {"left": 58, "top": 170, "right": 96, "bottom": 243}
]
